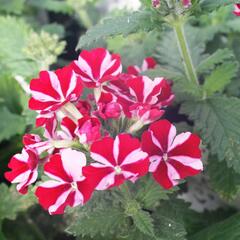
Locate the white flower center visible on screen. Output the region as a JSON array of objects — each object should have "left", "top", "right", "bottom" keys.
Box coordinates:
[
  {"left": 71, "top": 182, "right": 78, "bottom": 190},
  {"left": 163, "top": 153, "right": 168, "bottom": 162},
  {"left": 114, "top": 165, "right": 122, "bottom": 175}
]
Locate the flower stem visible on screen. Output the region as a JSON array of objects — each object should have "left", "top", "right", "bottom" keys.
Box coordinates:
[
  {"left": 51, "top": 139, "right": 76, "bottom": 149},
  {"left": 61, "top": 102, "right": 82, "bottom": 123},
  {"left": 172, "top": 17, "right": 199, "bottom": 85}
]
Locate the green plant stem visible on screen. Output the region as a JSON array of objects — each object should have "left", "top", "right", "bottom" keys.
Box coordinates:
[
  {"left": 120, "top": 183, "right": 132, "bottom": 200},
  {"left": 172, "top": 17, "right": 199, "bottom": 85},
  {"left": 23, "top": 214, "right": 46, "bottom": 240},
  {"left": 61, "top": 102, "right": 82, "bottom": 123}
]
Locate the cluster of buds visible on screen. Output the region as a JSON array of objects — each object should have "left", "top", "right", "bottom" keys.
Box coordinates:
[
  {"left": 152, "top": 0, "right": 191, "bottom": 9},
  {"left": 5, "top": 48, "right": 203, "bottom": 215}
]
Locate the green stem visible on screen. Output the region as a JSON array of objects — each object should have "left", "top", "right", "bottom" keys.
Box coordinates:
[
  {"left": 61, "top": 102, "right": 82, "bottom": 123},
  {"left": 51, "top": 139, "right": 77, "bottom": 149},
  {"left": 120, "top": 183, "right": 132, "bottom": 200},
  {"left": 172, "top": 17, "right": 199, "bottom": 85},
  {"left": 23, "top": 214, "right": 46, "bottom": 240}
]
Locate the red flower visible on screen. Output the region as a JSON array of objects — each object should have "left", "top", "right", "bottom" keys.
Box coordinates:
[
  {"left": 35, "top": 149, "right": 94, "bottom": 215},
  {"left": 75, "top": 117, "right": 101, "bottom": 144},
  {"left": 96, "top": 92, "right": 122, "bottom": 119},
  {"left": 71, "top": 48, "right": 122, "bottom": 88},
  {"left": 29, "top": 66, "right": 83, "bottom": 113},
  {"left": 5, "top": 148, "right": 38, "bottom": 194},
  {"left": 127, "top": 57, "right": 157, "bottom": 76},
  {"left": 182, "top": 0, "right": 191, "bottom": 8},
  {"left": 85, "top": 134, "right": 149, "bottom": 190},
  {"left": 108, "top": 76, "right": 174, "bottom": 124},
  {"left": 75, "top": 100, "right": 91, "bottom": 116},
  {"left": 142, "top": 120, "right": 203, "bottom": 189},
  {"left": 23, "top": 134, "right": 54, "bottom": 155},
  {"left": 152, "top": 0, "right": 160, "bottom": 8},
  {"left": 233, "top": 4, "right": 240, "bottom": 16},
  {"left": 36, "top": 112, "right": 57, "bottom": 139}
]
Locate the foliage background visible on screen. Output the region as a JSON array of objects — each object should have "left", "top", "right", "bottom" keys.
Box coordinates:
[{"left": 0, "top": 0, "right": 240, "bottom": 239}]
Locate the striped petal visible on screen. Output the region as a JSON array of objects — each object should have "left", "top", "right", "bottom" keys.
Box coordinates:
[
  {"left": 5, "top": 148, "right": 38, "bottom": 194},
  {"left": 29, "top": 66, "right": 83, "bottom": 112},
  {"left": 71, "top": 48, "right": 122, "bottom": 88}
]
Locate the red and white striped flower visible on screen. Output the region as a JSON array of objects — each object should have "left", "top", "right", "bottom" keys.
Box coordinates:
[
  {"left": 85, "top": 134, "right": 149, "bottom": 190},
  {"left": 142, "top": 120, "right": 203, "bottom": 189},
  {"left": 36, "top": 112, "right": 57, "bottom": 139},
  {"left": 5, "top": 148, "right": 38, "bottom": 194},
  {"left": 75, "top": 116, "right": 101, "bottom": 144},
  {"left": 105, "top": 76, "right": 174, "bottom": 123},
  {"left": 71, "top": 48, "right": 122, "bottom": 88},
  {"left": 35, "top": 149, "right": 94, "bottom": 215},
  {"left": 29, "top": 66, "right": 83, "bottom": 113},
  {"left": 233, "top": 4, "right": 240, "bottom": 16},
  {"left": 127, "top": 57, "right": 157, "bottom": 76},
  {"left": 23, "top": 134, "right": 54, "bottom": 155}
]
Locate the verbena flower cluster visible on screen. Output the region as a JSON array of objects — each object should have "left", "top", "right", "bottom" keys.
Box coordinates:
[{"left": 5, "top": 48, "right": 203, "bottom": 215}]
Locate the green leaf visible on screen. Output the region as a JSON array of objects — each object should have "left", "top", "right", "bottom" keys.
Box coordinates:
[
  {"left": 0, "top": 74, "right": 23, "bottom": 114},
  {"left": 154, "top": 200, "right": 187, "bottom": 240},
  {"left": 180, "top": 96, "right": 240, "bottom": 173},
  {"left": 197, "top": 49, "right": 235, "bottom": 74},
  {"left": 199, "top": 0, "right": 235, "bottom": 12},
  {"left": 156, "top": 25, "right": 216, "bottom": 83},
  {"left": 189, "top": 213, "right": 240, "bottom": 240},
  {"left": 208, "top": 159, "right": 240, "bottom": 200},
  {"left": 135, "top": 176, "right": 177, "bottom": 209},
  {"left": 0, "top": 184, "right": 36, "bottom": 222},
  {"left": 0, "top": 107, "right": 26, "bottom": 142},
  {"left": 0, "top": 0, "right": 25, "bottom": 14},
  {"left": 77, "top": 11, "right": 156, "bottom": 49},
  {"left": 203, "top": 62, "right": 238, "bottom": 96},
  {"left": 42, "top": 23, "right": 65, "bottom": 38},
  {"left": 125, "top": 200, "right": 155, "bottom": 237},
  {"left": 132, "top": 210, "right": 155, "bottom": 237},
  {"left": 27, "top": 0, "right": 72, "bottom": 14},
  {"left": 226, "top": 19, "right": 240, "bottom": 33},
  {"left": 65, "top": 191, "right": 127, "bottom": 239},
  {"left": 0, "top": 16, "right": 38, "bottom": 77}
]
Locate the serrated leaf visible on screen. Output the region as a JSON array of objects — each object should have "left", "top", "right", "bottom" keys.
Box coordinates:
[
  {"left": 189, "top": 213, "right": 240, "bottom": 240},
  {"left": 197, "top": 49, "right": 234, "bottom": 74},
  {"left": 65, "top": 191, "right": 127, "bottom": 239},
  {"left": 203, "top": 62, "right": 238, "bottom": 96},
  {"left": 0, "top": 107, "right": 26, "bottom": 142},
  {"left": 208, "top": 159, "right": 240, "bottom": 200},
  {"left": 0, "top": 184, "right": 36, "bottom": 222},
  {"left": 125, "top": 200, "right": 155, "bottom": 237},
  {"left": 135, "top": 177, "right": 177, "bottom": 209},
  {"left": 132, "top": 210, "right": 155, "bottom": 237},
  {"left": 180, "top": 96, "right": 240, "bottom": 173},
  {"left": 77, "top": 11, "right": 156, "bottom": 49}
]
